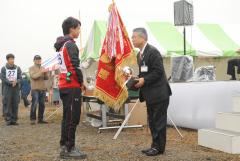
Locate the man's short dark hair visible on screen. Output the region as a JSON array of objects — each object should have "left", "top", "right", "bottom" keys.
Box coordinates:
[
  {"left": 133, "top": 27, "right": 148, "bottom": 41},
  {"left": 62, "top": 17, "right": 81, "bottom": 35},
  {"left": 33, "top": 55, "right": 41, "bottom": 60},
  {"left": 6, "top": 53, "right": 15, "bottom": 60}
]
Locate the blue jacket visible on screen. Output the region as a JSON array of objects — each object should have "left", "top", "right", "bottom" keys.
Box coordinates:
[{"left": 21, "top": 78, "right": 31, "bottom": 95}]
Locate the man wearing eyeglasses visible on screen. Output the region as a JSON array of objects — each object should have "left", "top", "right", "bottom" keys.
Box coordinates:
[{"left": 132, "top": 28, "right": 172, "bottom": 156}]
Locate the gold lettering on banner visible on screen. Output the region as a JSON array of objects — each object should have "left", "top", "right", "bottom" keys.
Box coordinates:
[
  {"left": 100, "top": 54, "right": 111, "bottom": 64},
  {"left": 98, "top": 69, "right": 109, "bottom": 80}
]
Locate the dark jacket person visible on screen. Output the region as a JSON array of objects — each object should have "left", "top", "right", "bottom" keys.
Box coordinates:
[
  {"left": 1, "top": 54, "right": 22, "bottom": 125},
  {"left": 132, "top": 28, "right": 172, "bottom": 156}
]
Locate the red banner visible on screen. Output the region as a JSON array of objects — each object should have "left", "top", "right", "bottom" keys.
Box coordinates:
[{"left": 94, "top": 4, "right": 135, "bottom": 111}]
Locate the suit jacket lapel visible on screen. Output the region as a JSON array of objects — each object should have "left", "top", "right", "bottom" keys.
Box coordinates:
[
  {"left": 142, "top": 44, "right": 150, "bottom": 62},
  {"left": 137, "top": 52, "right": 141, "bottom": 66}
]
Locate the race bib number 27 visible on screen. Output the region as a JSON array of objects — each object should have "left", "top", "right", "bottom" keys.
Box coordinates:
[{"left": 6, "top": 69, "right": 17, "bottom": 81}]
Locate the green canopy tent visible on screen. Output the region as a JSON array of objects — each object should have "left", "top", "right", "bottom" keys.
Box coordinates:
[
  {"left": 81, "top": 20, "right": 240, "bottom": 65},
  {"left": 81, "top": 20, "right": 107, "bottom": 63}
]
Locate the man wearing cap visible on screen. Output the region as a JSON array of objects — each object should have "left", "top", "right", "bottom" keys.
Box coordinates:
[
  {"left": 1, "top": 54, "right": 22, "bottom": 125},
  {"left": 29, "top": 55, "right": 49, "bottom": 124}
]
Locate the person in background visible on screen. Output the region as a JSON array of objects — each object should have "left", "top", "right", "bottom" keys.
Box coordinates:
[
  {"left": 44, "top": 71, "right": 54, "bottom": 104},
  {"left": 1, "top": 54, "right": 22, "bottom": 125},
  {"left": 227, "top": 59, "right": 240, "bottom": 80},
  {"left": 52, "top": 70, "right": 60, "bottom": 106},
  {"left": 227, "top": 49, "right": 240, "bottom": 80},
  {"left": 21, "top": 73, "right": 31, "bottom": 107},
  {"left": 0, "top": 71, "right": 5, "bottom": 117},
  {"left": 29, "top": 55, "right": 49, "bottom": 125},
  {"left": 1, "top": 68, "right": 6, "bottom": 118}
]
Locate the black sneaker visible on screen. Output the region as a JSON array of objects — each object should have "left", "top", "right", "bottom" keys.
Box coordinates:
[
  {"left": 38, "top": 120, "right": 48, "bottom": 124},
  {"left": 11, "top": 122, "right": 19, "bottom": 126},
  {"left": 145, "top": 148, "right": 164, "bottom": 156},
  {"left": 61, "top": 147, "right": 87, "bottom": 159},
  {"left": 141, "top": 147, "right": 152, "bottom": 154}
]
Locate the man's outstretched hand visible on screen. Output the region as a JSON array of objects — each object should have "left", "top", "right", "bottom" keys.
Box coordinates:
[{"left": 135, "top": 78, "right": 145, "bottom": 88}]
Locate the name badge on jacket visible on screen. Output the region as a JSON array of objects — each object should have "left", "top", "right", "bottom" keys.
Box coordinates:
[{"left": 141, "top": 63, "right": 148, "bottom": 73}]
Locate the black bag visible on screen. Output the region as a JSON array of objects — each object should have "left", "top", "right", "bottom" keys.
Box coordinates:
[{"left": 126, "top": 77, "right": 139, "bottom": 91}]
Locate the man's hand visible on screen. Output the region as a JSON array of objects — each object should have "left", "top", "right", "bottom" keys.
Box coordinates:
[
  {"left": 135, "top": 77, "right": 145, "bottom": 88},
  {"left": 81, "top": 84, "right": 87, "bottom": 92},
  {"left": 41, "top": 68, "right": 49, "bottom": 73},
  {"left": 12, "top": 81, "right": 17, "bottom": 87}
]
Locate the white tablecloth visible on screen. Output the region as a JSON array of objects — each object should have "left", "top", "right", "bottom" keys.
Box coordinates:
[{"left": 168, "top": 81, "right": 240, "bottom": 129}]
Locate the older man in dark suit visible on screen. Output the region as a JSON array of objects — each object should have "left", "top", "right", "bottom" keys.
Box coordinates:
[{"left": 132, "top": 28, "right": 172, "bottom": 156}]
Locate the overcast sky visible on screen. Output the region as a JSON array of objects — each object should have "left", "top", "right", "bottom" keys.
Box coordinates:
[{"left": 0, "top": 0, "right": 240, "bottom": 70}]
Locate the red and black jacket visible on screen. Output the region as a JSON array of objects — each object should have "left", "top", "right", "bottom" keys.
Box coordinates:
[{"left": 54, "top": 36, "right": 83, "bottom": 89}]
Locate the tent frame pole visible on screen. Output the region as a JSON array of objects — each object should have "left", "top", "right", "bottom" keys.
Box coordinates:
[{"left": 183, "top": 26, "right": 186, "bottom": 55}]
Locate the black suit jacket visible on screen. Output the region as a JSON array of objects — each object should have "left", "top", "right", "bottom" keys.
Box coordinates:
[{"left": 137, "top": 44, "right": 172, "bottom": 104}]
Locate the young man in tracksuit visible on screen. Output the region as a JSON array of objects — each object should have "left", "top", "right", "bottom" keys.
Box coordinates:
[
  {"left": 1, "top": 54, "right": 22, "bottom": 125},
  {"left": 54, "top": 17, "right": 86, "bottom": 159}
]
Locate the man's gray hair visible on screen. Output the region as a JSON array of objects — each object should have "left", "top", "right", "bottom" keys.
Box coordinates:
[{"left": 133, "top": 27, "right": 148, "bottom": 41}]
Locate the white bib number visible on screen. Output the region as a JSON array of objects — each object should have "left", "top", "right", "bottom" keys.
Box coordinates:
[
  {"left": 57, "top": 41, "right": 71, "bottom": 74},
  {"left": 6, "top": 68, "right": 17, "bottom": 81},
  {"left": 57, "top": 51, "right": 67, "bottom": 74}
]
